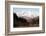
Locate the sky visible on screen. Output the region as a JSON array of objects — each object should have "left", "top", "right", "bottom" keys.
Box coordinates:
[{"left": 13, "top": 8, "right": 39, "bottom": 18}]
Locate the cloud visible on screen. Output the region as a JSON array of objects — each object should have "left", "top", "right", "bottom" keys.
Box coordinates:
[{"left": 13, "top": 8, "right": 39, "bottom": 18}]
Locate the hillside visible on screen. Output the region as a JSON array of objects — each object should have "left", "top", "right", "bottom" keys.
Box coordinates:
[{"left": 13, "top": 13, "right": 39, "bottom": 27}]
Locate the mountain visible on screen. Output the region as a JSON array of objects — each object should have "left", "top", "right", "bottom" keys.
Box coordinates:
[{"left": 13, "top": 13, "right": 39, "bottom": 27}]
